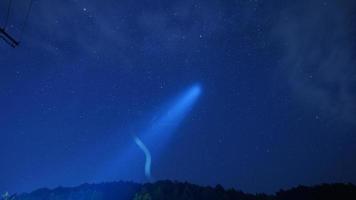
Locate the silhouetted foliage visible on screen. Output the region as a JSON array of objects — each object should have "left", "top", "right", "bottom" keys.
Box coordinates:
[{"left": 8, "top": 181, "right": 356, "bottom": 200}]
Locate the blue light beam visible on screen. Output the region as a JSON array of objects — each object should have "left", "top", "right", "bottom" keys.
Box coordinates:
[
  {"left": 145, "top": 84, "right": 202, "bottom": 139},
  {"left": 133, "top": 136, "right": 152, "bottom": 181},
  {"left": 96, "top": 84, "right": 202, "bottom": 182},
  {"left": 137, "top": 84, "right": 202, "bottom": 178}
]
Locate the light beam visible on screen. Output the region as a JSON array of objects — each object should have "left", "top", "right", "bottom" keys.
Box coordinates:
[
  {"left": 96, "top": 84, "right": 202, "bottom": 182},
  {"left": 133, "top": 136, "right": 152, "bottom": 180},
  {"left": 136, "top": 83, "right": 202, "bottom": 178}
]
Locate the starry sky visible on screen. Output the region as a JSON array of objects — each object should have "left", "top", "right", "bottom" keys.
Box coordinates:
[{"left": 1, "top": 0, "right": 356, "bottom": 194}]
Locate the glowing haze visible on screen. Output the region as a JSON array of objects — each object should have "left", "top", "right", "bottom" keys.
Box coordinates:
[
  {"left": 135, "top": 84, "right": 201, "bottom": 180},
  {"left": 97, "top": 84, "right": 202, "bottom": 182},
  {"left": 136, "top": 84, "right": 202, "bottom": 180}
]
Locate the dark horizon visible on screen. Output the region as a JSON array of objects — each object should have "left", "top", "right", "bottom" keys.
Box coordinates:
[{"left": 7, "top": 179, "right": 356, "bottom": 196}]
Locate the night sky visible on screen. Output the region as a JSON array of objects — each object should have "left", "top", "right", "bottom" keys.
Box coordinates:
[{"left": 1, "top": 0, "right": 356, "bottom": 194}]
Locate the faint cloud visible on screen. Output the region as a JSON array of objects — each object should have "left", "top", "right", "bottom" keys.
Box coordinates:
[
  {"left": 23, "top": 0, "right": 225, "bottom": 67},
  {"left": 273, "top": 0, "right": 356, "bottom": 122}
]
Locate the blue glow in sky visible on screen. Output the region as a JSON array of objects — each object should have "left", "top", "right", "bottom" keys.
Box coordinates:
[
  {"left": 144, "top": 84, "right": 202, "bottom": 138},
  {"left": 135, "top": 84, "right": 202, "bottom": 180},
  {"left": 96, "top": 84, "right": 202, "bottom": 182},
  {"left": 1, "top": 0, "right": 356, "bottom": 194}
]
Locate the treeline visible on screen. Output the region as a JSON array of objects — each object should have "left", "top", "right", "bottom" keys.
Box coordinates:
[{"left": 3, "top": 180, "right": 356, "bottom": 200}]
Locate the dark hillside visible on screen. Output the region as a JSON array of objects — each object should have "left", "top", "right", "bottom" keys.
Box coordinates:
[{"left": 4, "top": 181, "right": 356, "bottom": 200}]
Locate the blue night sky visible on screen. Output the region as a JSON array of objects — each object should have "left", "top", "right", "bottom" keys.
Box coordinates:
[{"left": 1, "top": 0, "right": 356, "bottom": 194}]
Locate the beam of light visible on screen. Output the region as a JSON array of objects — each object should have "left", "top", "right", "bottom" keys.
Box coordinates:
[
  {"left": 95, "top": 84, "right": 202, "bottom": 182},
  {"left": 136, "top": 83, "right": 202, "bottom": 179},
  {"left": 146, "top": 84, "right": 202, "bottom": 136},
  {"left": 139, "top": 84, "right": 202, "bottom": 154},
  {"left": 133, "top": 136, "right": 152, "bottom": 181}
]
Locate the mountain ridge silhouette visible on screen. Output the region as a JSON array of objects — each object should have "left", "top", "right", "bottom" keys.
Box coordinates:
[{"left": 4, "top": 180, "right": 356, "bottom": 200}]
